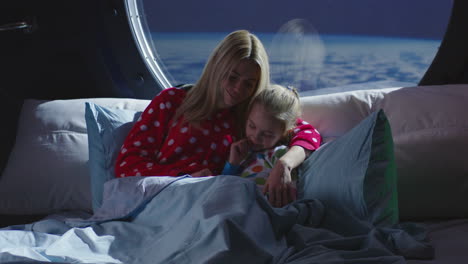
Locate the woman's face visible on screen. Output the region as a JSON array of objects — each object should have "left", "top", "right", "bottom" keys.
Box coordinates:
[
  {"left": 221, "top": 59, "right": 260, "bottom": 108},
  {"left": 245, "top": 102, "right": 284, "bottom": 152}
]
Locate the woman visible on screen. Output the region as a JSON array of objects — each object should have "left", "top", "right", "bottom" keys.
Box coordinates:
[{"left": 115, "top": 30, "right": 321, "bottom": 207}]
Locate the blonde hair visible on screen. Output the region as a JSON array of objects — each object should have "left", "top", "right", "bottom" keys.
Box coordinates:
[
  {"left": 174, "top": 30, "right": 270, "bottom": 127},
  {"left": 251, "top": 84, "right": 301, "bottom": 136}
]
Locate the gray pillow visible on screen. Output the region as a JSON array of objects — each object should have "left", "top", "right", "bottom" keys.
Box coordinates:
[{"left": 298, "top": 110, "right": 399, "bottom": 227}]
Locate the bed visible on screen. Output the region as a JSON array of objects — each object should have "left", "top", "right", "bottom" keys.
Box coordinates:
[{"left": 0, "top": 84, "right": 467, "bottom": 263}]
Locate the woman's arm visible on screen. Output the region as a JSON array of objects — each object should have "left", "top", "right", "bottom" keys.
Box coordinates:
[
  {"left": 263, "top": 145, "right": 308, "bottom": 207},
  {"left": 264, "top": 118, "right": 321, "bottom": 207},
  {"left": 289, "top": 119, "right": 321, "bottom": 151},
  {"left": 278, "top": 145, "right": 310, "bottom": 169},
  {"left": 114, "top": 88, "right": 183, "bottom": 177}
]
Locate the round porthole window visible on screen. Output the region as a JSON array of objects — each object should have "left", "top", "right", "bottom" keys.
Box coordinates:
[{"left": 127, "top": 0, "right": 452, "bottom": 95}]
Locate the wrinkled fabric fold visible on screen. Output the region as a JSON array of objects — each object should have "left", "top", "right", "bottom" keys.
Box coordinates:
[{"left": 0, "top": 176, "right": 432, "bottom": 263}]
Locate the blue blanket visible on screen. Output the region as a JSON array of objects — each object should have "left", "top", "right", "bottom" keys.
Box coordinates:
[{"left": 0, "top": 176, "right": 432, "bottom": 263}]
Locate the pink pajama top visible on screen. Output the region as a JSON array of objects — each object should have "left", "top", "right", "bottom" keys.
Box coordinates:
[{"left": 115, "top": 87, "right": 321, "bottom": 177}]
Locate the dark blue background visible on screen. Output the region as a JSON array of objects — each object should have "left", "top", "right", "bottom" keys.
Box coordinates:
[{"left": 144, "top": 0, "right": 453, "bottom": 40}]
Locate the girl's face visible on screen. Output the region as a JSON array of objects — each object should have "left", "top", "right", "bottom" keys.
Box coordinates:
[
  {"left": 245, "top": 102, "right": 284, "bottom": 152},
  {"left": 221, "top": 59, "right": 260, "bottom": 108}
]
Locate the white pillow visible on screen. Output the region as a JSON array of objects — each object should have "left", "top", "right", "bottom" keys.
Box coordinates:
[
  {"left": 300, "top": 88, "right": 399, "bottom": 143},
  {"left": 0, "top": 98, "right": 149, "bottom": 215},
  {"left": 372, "top": 84, "right": 468, "bottom": 220},
  {"left": 300, "top": 84, "right": 468, "bottom": 220}
]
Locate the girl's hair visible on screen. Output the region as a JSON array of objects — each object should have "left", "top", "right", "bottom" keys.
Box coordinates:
[
  {"left": 251, "top": 84, "right": 301, "bottom": 136},
  {"left": 174, "top": 30, "right": 270, "bottom": 127}
]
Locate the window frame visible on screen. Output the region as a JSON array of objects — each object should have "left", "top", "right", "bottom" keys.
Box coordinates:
[{"left": 125, "top": 0, "right": 172, "bottom": 89}]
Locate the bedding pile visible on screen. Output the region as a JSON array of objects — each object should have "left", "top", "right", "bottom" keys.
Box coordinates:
[{"left": 0, "top": 175, "right": 432, "bottom": 264}]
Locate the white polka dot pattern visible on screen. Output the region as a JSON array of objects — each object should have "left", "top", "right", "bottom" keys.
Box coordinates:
[{"left": 115, "top": 88, "right": 321, "bottom": 178}]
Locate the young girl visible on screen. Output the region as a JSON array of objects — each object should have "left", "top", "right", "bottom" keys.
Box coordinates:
[
  {"left": 222, "top": 84, "right": 320, "bottom": 202},
  {"left": 115, "top": 30, "right": 321, "bottom": 206}
]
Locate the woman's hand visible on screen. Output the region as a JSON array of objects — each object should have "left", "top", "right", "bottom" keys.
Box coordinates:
[
  {"left": 229, "top": 138, "right": 250, "bottom": 165},
  {"left": 263, "top": 145, "right": 309, "bottom": 207},
  {"left": 263, "top": 160, "right": 296, "bottom": 207},
  {"left": 191, "top": 168, "right": 213, "bottom": 177}
]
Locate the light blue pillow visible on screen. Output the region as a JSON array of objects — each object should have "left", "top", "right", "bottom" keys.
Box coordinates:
[
  {"left": 85, "top": 102, "right": 141, "bottom": 211},
  {"left": 297, "top": 109, "right": 398, "bottom": 227}
]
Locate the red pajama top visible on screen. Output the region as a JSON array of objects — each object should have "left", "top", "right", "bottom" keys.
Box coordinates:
[{"left": 115, "top": 87, "right": 321, "bottom": 178}]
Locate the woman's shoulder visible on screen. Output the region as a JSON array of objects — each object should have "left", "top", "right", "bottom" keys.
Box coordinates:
[
  {"left": 144, "top": 88, "right": 187, "bottom": 112},
  {"left": 151, "top": 87, "right": 187, "bottom": 103},
  {"left": 159, "top": 87, "right": 187, "bottom": 97}
]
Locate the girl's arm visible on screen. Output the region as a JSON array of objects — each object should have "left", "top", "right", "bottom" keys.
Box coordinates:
[
  {"left": 221, "top": 138, "right": 250, "bottom": 175},
  {"left": 221, "top": 162, "right": 242, "bottom": 175}
]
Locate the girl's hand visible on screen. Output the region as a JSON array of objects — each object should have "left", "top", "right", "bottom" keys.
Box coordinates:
[
  {"left": 229, "top": 138, "right": 250, "bottom": 165},
  {"left": 263, "top": 159, "right": 297, "bottom": 207}
]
